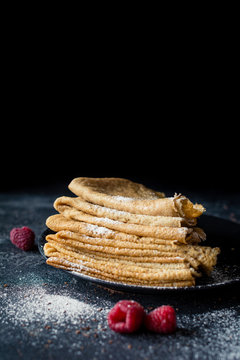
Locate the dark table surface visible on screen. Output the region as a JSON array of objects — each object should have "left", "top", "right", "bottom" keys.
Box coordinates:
[{"left": 0, "top": 183, "right": 240, "bottom": 360}]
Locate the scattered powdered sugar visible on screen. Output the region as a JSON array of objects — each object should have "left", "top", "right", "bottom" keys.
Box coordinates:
[
  {"left": 1, "top": 284, "right": 239, "bottom": 359},
  {"left": 85, "top": 223, "right": 114, "bottom": 237},
  {"left": 112, "top": 195, "right": 135, "bottom": 202},
  {"left": 112, "top": 194, "right": 160, "bottom": 201},
  {"left": 50, "top": 257, "right": 101, "bottom": 275},
  {"left": 177, "top": 306, "right": 240, "bottom": 359},
  {"left": 208, "top": 265, "right": 240, "bottom": 284},
  {"left": 102, "top": 207, "right": 126, "bottom": 215},
  {"left": 0, "top": 286, "right": 100, "bottom": 330},
  {"left": 98, "top": 217, "right": 121, "bottom": 225},
  {"left": 0, "top": 284, "right": 115, "bottom": 357}
]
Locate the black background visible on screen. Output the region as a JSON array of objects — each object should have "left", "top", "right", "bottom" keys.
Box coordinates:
[
  {"left": 2, "top": 106, "right": 238, "bottom": 195},
  {"left": 1, "top": 33, "right": 239, "bottom": 195}
]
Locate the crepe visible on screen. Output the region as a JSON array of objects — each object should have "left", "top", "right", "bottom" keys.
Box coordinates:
[
  {"left": 69, "top": 177, "right": 205, "bottom": 217},
  {"left": 45, "top": 231, "right": 219, "bottom": 274},
  {"left": 46, "top": 214, "right": 203, "bottom": 245},
  {"left": 53, "top": 204, "right": 205, "bottom": 244},
  {"left": 44, "top": 242, "right": 197, "bottom": 285},
  {"left": 43, "top": 177, "right": 219, "bottom": 288},
  {"left": 46, "top": 256, "right": 195, "bottom": 287},
  {"left": 54, "top": 196, "right": 197, "bottom": 227}
]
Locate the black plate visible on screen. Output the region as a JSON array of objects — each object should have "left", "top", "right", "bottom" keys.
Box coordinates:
[{"left": 38, "top": 215, "right": 240, "bottom": 293}]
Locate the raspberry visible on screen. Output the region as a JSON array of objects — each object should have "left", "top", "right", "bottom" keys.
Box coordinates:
[
  {"left": 144, "top": 305, "right": 177, "bottom": 334},
  {"left": 107, "top": 300, "right": 145, "bottom": 333},
  {"left": 10, "top": 226, "right": 35, "bottom": 251}
]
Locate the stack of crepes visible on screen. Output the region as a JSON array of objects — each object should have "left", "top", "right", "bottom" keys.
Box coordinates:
[{"left": 44, "top": 177, "right": 220, "bottom": 288}]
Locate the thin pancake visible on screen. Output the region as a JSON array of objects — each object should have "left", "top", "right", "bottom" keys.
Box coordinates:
[
  {"left": 54, "top": 196, "right": 197, "bottom": 227},
  {"left": 69, "top": 177, "right": 205, "bottom": 217}
]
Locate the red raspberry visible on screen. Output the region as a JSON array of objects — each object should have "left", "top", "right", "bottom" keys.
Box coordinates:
[
  {"left": 10, "top": 226, "right": 35, "bottom": 251},
  {"left": 107, "top": 300, "right": 145, "bottom": 333},
  {"left": 144, "top": 305, "right": 177, "bottom": 334}
]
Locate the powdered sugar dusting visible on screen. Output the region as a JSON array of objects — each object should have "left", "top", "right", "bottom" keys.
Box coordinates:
[
  {"left": 112, "top": 195, "right": 135, "bottom": 202},
  {"left": 85, "top": 223, "right": 114, "bottom": 237},
  {"left": 112, "top": 194, "right": 160, "bottom": 201},
  {"left": 102, "top": 207, "right": 126, "bottom": 215},
  {"left": 50, "top": 257, "right": 100, "bottom": 274},
  {"left": 177, "top": 306, "right": 240, "bottom": 359},
  {"left": 1, "top": 287, "right": 93, "bottom": 328},
  {"left": 98, "top": 217, "right": 121, "bottom": 225},
  {"left": 0, "top": 285, "right": 111, "bottom": 333}
]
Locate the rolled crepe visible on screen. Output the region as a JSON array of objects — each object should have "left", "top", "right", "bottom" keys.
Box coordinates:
[
  {"left": 46, "top": 233, "right": 191, "bottom": 259},
  {"left": 69, "top": 177, "right": 205, "bottom": 217},
  {"left": 46, "top": 231, "right": 219, "bottom": 274},
  {"left": 45, "top": 237, "right": 189, "bottom": 268},
  {"left": 46, "top": 256, "right": 195, "bottom": 287},
  {"left": 46, "top": 214, "right": 178, "bottom": 246},
  {"left": 45, "top": 236, "right": 202, "bottom": 272},
  {"left": 52, "top": 205, "right": 205, "bottom": 244},
  {"left": 46, "top": 214, "right": 206, "bottom": 244},
  {"left": 54, "top": 196, "right": 197, "bottom": 227},
  {"left": 44, "top": 242, "right": 195, "bottom": 283}
]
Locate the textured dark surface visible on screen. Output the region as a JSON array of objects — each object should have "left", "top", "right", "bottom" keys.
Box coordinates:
[{"left": 0, "top": 184, "right": 240, "bottom": 360}]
